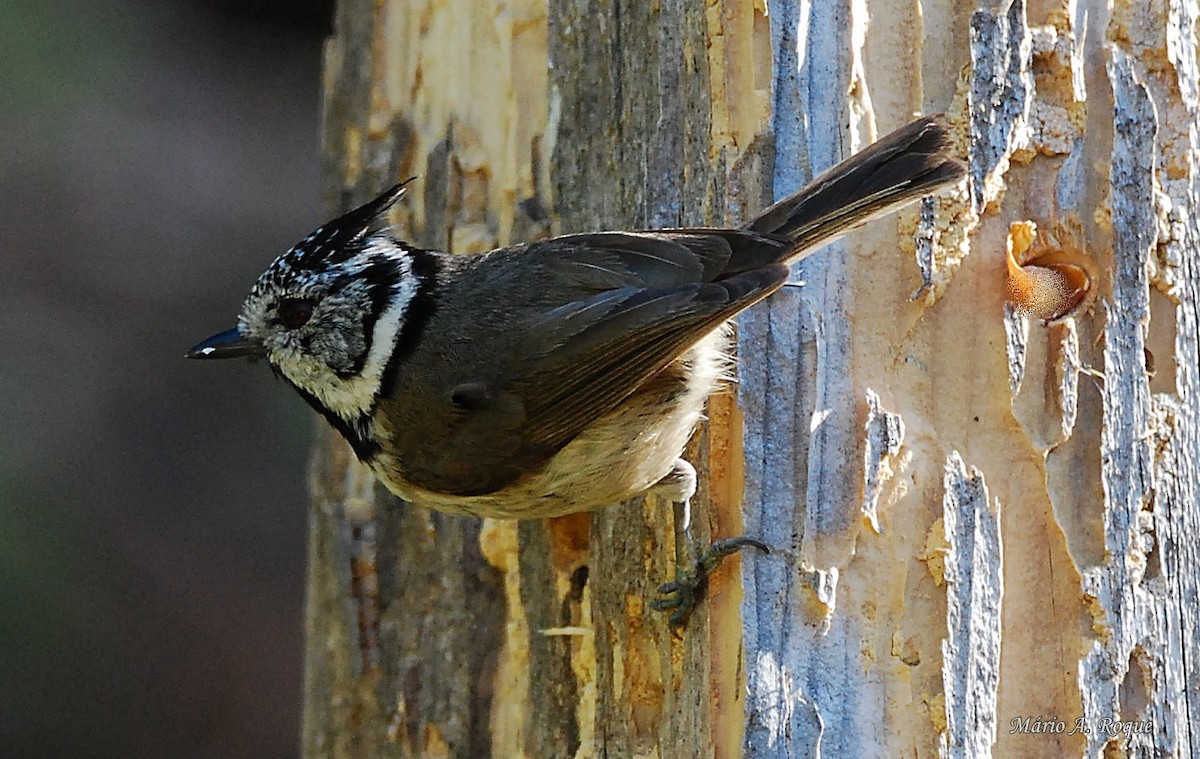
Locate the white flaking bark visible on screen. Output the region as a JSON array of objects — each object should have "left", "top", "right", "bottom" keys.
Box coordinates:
[
  {"left": 1157, "top": 4, "right": 1200, "bottom": 752},
  {"left": 914, "top": 197, "right": 940, "bottom": 300},
  {"left": 1010, "top": 316, "right": 1083, "bottom": 453},
  {"left": 861, "top": 389, "right": 905, "bottom": 534},
  {"left": 1081, "top": 46, "right": 1157, "bottom": 750},
  {"left": 740, "top": 0, "right": 865, "bottom": 755},
  {"left": 968, "top": 0, "right": 1032, "bottom": 213},
  {"left": 1004, "top": 302, "right": 1029, "bottom": 395},
  {"left": 1056, "top": 320, "right": 1081, "bottom": 442},
  {"left": 1077, "top": 48, "right": 1186, "bottom": 758},
  {"left": 939, "top": 453, "right": 1003, "bottom": 759}
]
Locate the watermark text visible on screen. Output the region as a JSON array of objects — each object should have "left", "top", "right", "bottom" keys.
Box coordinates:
[{"left": 1009, "top": 716, "right": 1154, "bottom": 737}]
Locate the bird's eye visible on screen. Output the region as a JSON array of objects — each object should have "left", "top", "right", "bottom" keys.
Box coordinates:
[{"left": 277, "top": 298, "right": 315, "bottom": 329}]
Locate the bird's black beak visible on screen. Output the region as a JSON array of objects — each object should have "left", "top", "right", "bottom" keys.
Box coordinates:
[{"left": 186, "top": 328, "right": 265, "bottom": 360}]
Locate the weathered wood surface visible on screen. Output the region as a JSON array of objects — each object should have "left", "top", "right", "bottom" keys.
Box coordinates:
[
  {"left": 308, "top": 1, "right": 770, "bottom": 757},
  {"left": 740, "top": 1, "right": 1200, "bottom": 758},
  {"left": 304, "top": 0, "right": 1200, "bottom": 757}
]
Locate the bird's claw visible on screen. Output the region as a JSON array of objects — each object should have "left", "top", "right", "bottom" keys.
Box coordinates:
[{"left": 650, "top": 536, "right": 770, "bottom": 629}]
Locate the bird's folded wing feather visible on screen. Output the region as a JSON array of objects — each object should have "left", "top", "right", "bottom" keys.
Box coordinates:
[{"left": 503, "top": 232, "right": 791, "bottom": 451}]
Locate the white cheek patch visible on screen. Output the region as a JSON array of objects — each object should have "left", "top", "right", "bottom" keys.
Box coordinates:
[
  {"left": 357, "top": 239, "right": 418, "bottom": 393},
  {"left": 269, "top": 241, "right": 418, "bottom": 424}
]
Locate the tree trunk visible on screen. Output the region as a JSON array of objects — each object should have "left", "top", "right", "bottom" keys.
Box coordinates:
[{"left": 303, "top": 1, "right": 1200, "bottom": 757}]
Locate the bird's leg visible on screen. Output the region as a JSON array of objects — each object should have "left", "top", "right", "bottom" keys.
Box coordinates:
[{"left": 649, "top": 459, "right": 770, "bottom": 629}]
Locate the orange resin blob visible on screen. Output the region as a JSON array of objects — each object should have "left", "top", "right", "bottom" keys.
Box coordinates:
[{"left": 1005, "top": 220, "right": 1091, "bottom": 321}]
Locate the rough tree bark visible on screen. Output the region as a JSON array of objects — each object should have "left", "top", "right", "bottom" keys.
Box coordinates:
[{"left": 303, "top": 1, "right": 1200, "bottom": 757}]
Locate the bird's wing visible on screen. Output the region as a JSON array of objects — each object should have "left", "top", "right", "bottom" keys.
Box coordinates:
[
  {"left": 386, "top": 232, "right": 789, "bottom": 497},
  {"left": 502, "top": 233, "right": 789, "bottom": 450}
]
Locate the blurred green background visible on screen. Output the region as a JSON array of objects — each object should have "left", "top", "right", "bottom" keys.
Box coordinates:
[{"left": 1, "top": 1, "right": 337, "bottom": 756}]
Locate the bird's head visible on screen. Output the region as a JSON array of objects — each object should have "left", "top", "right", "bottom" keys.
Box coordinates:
[{"left": 188, "top": 183, "right": 431, "bottom": 424}]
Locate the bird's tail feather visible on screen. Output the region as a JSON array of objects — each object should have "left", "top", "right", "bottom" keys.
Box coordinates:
[{"left": 745, "top": 115, "right": 966, "bottom": 261}]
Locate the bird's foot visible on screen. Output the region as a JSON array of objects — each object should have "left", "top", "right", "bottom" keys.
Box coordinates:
[{"left": 650, "top": 536, "right": 770, "bottom": 629}]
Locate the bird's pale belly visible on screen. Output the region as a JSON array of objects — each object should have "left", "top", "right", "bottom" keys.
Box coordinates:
[{"left": 370, "top": 332, "right": 729, "bottom": 518}]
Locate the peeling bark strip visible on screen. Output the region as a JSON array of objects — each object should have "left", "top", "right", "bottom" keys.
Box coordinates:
[
  {"left": 1158, "top": 2, "right": 1200, "bottom": 751},
  {"left": 940, "top": 453, "right": 1002, "bottom": 759},
  {"left": 968, "top": 0, "right": 1031, "bottom": 212},
  {"left": 1078, "top": 51, "right": 1164, "bottom": 758},
  {"left": 861, "top": 389, "right": 904, "bottom": 534},
  {"left": 1004, "top": 302, "right": 1029, "bottom": 394},
  {"left": 740, "top": 4, "right": 863, "bottom": 757}
]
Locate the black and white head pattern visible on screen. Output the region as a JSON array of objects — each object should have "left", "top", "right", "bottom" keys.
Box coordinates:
[{"left": 236, "top": 184, "right": 435, "bottom": 425}]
